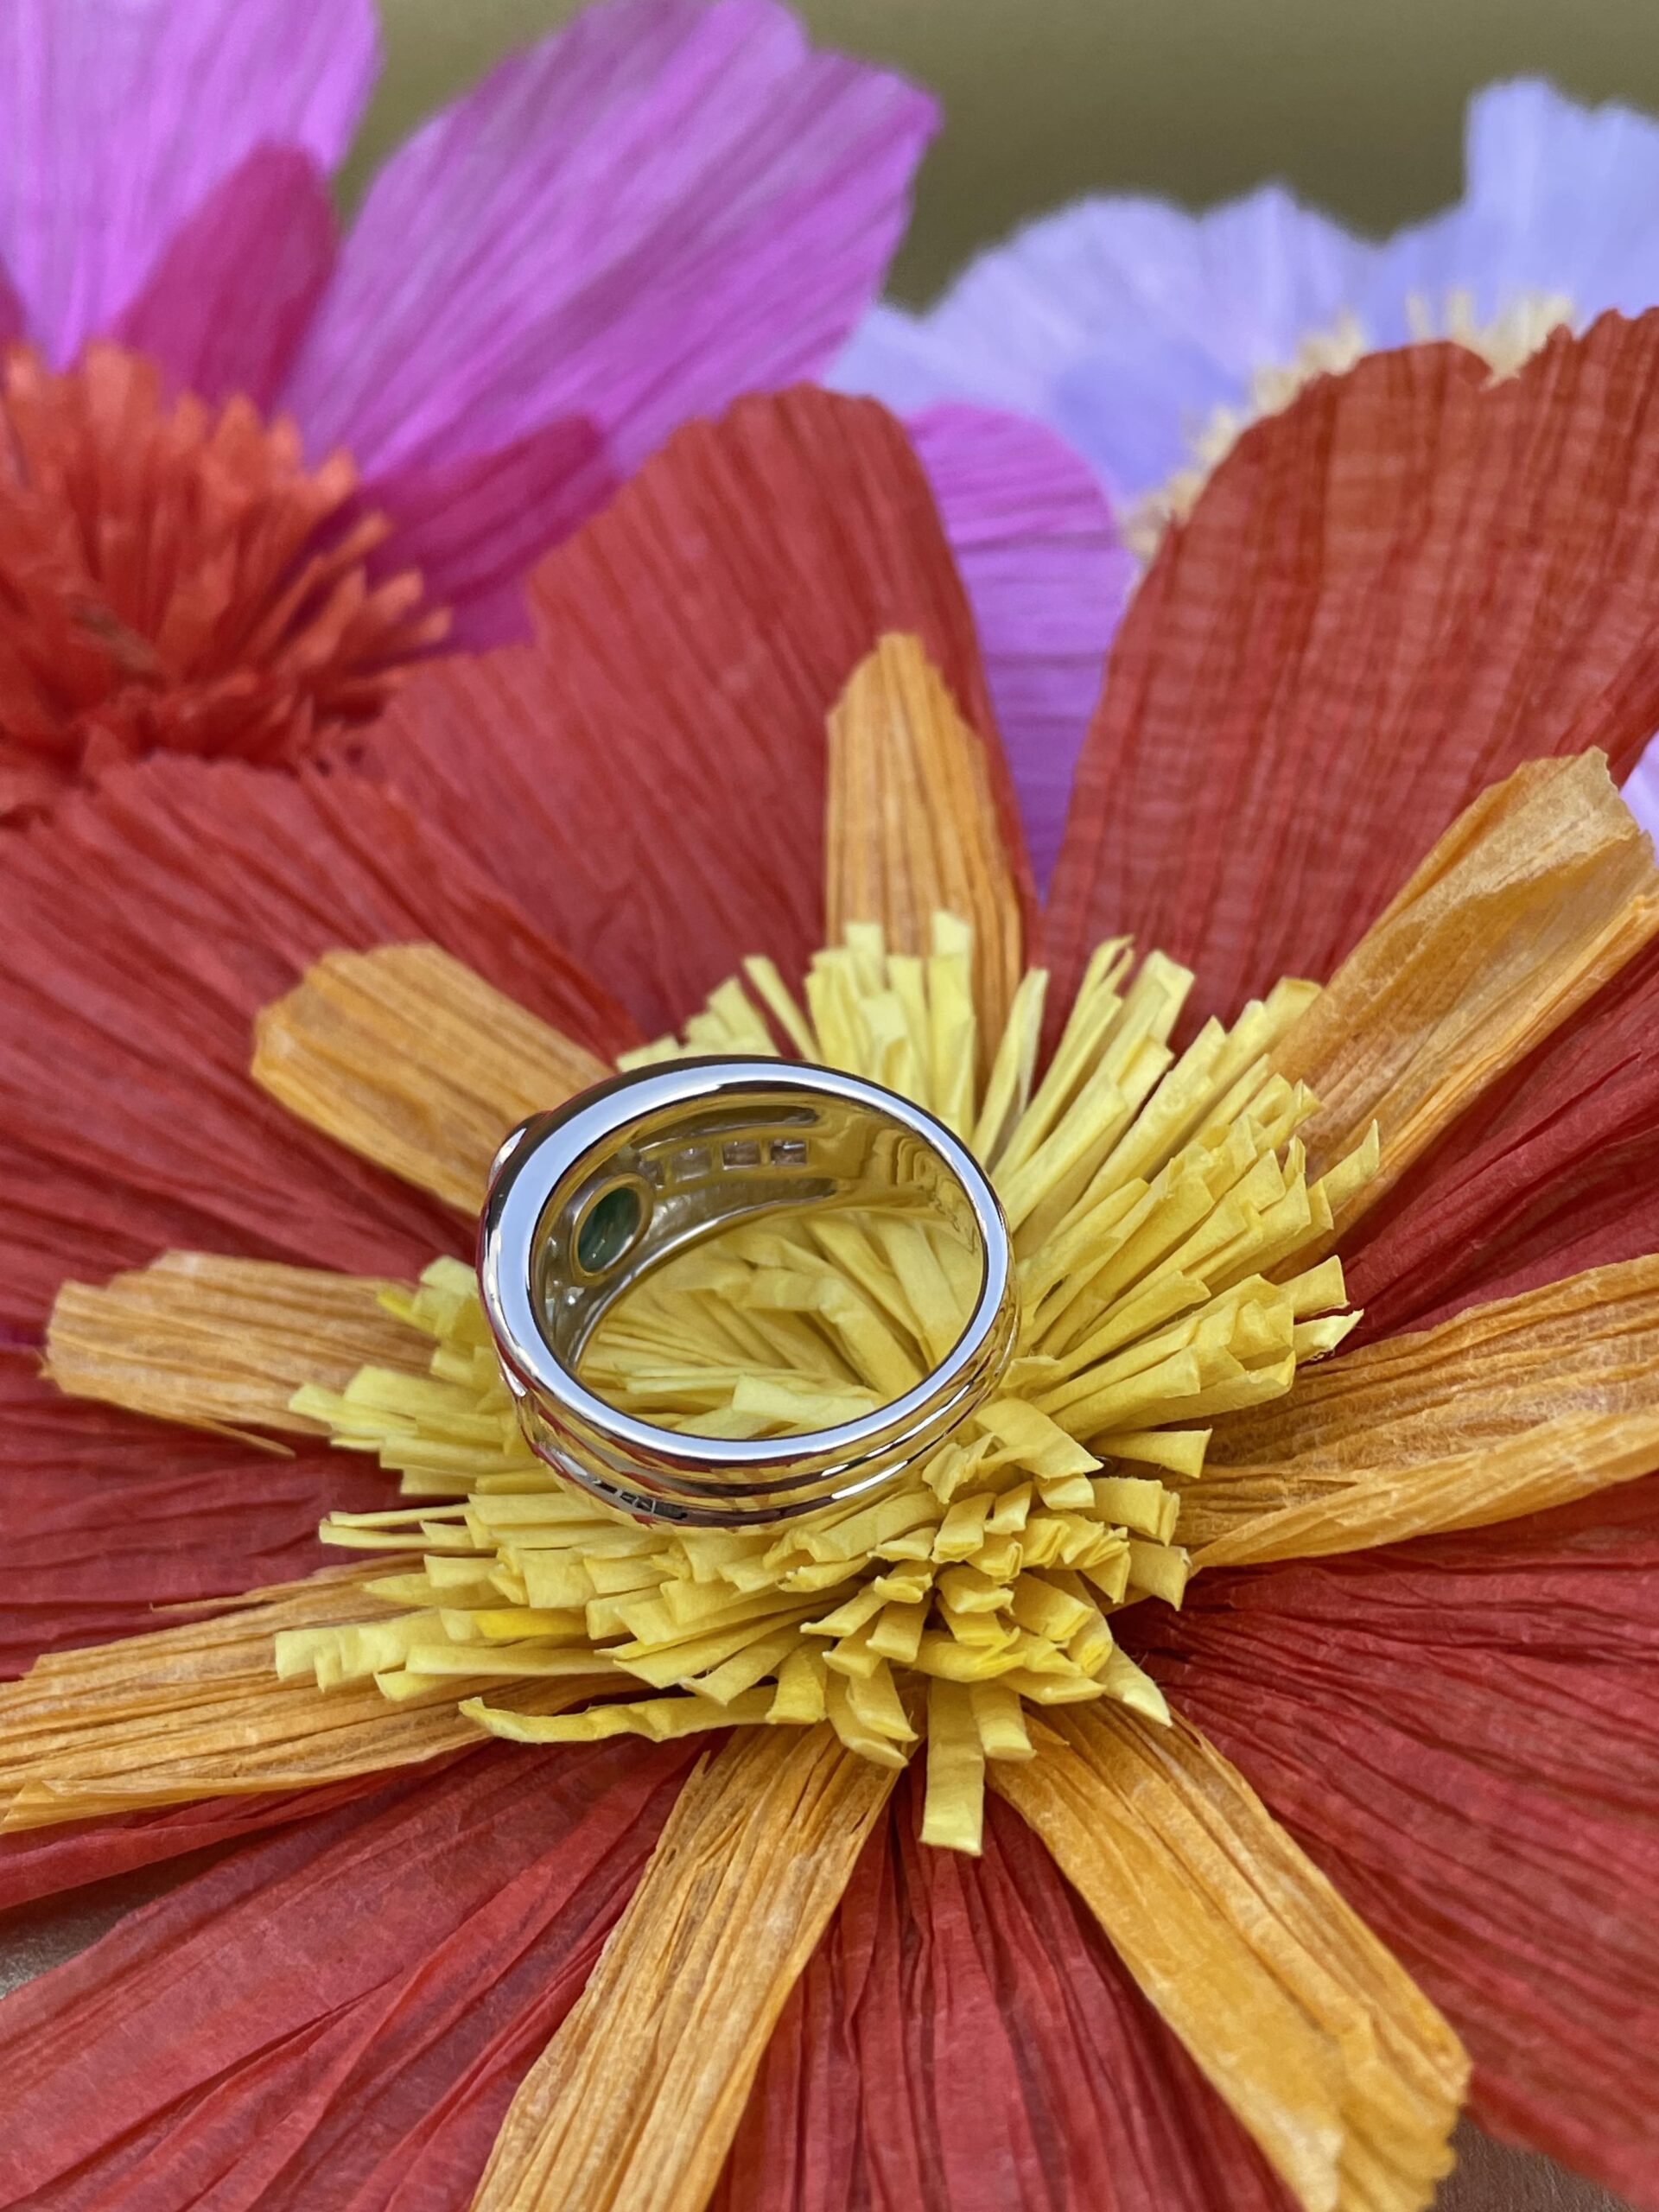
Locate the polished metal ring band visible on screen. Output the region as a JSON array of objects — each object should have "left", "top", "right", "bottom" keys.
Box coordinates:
[{"left": 478, "top": 1057, "right": 1016, "bottom": 1527}]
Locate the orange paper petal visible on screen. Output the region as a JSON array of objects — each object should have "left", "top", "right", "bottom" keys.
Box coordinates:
[
  {"left": 474, "top": 1724, "right": 896, "bottom": 2212},
  {"left": 253, "top": 942, "right": 611, "bottom": 1211},
  {"left": 993, "top": 1705, "right": 1466, "bottom": 2212},
  {"left": 825, "top": 631, "right": 1026, "bottom": 1046},
  {"left": 1185, "top": 1255, "right": 1659, "bottom": 1548},
  {"left": 1274, "top": 751, "right": 1659, "bottom": 1240},
  {"left": 44, "top": 1251, "right": 427, "bottom": 1435},
  {"left": 0, "top": 1571, "right": 608, "bottom": 1829}
]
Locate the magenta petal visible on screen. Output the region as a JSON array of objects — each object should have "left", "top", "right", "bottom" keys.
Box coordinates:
[
  {"left": 0, "top": 0, "right": 377, "bottom": 364},
  {"left": 0, "top": 258, "right": 22, "bottom": 345},
  {"left": 111, "top": 146, "right": 336, "bottom": 409},
  {"left": 360, "top": 419, "right": 621, "bottom": 650},
  {"left": 283, "top": 0, "right": 936, "bottom": 478},
  {"left": 906, "top": 403, "right": 1132, "bottom": 891}
]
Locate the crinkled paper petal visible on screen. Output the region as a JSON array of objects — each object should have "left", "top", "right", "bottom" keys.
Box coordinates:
[
  {"left": 1271, "top": 750, "right": 1659, "bottom": 1234},
  {"left": 1372, "top": 80, "right": 1659, "bottom": 334},
  {"left": 474, "top": 1725, "right": 894, "bottom": 2212},
  {"left": 253, "top": 945, "right": 613, "bottom": 1211},
  {"left": 0, "top": 0, "right": 376, "bottom": 362},
  {"left": 717, "top": 1776, "right": 1292, "bottom": 2211},
  {"left": 111, "top": 146, "right": 336, "bottom": 410},
  {"left": 357, "top": 419, "right": 620, "bottom": 650},
  {"left": 43, "top": 1252, "right": 428, "bottom": 1435},
  {"left": 0, "top": 759, "right": 635, "bottom": 1329},
  {"left": 0, "top": 762, "right": 631, "bottom": 1666},
  {"left": 0, "top": 1569, "right": 562, "bottom": 1832},
  {"left": 0, "top": 1351, "right": 386, "bottom": 1678},
  {"left": 0, "top": 1739, "right": 696, "bottom": 2210},
  {"left": 1187, "top": 1255, "right": 1659, "bottom": 1557},
  {"left": 1344, "top": 940, "right": 1659, "bottom": 1338},
  {"left": 0, "top": 1764, "right": 415, "bottom": 1916},
  {"left": 835, "top": 187, "right": 1372, "bottom": 508},
  {"left": 1046, "top": 316, "right": 1659, "bottom": 1030},
  {"left": 825, "top": 632, "right": 1026, "bottom": 1044},
  {"left": 1140, "top": 1484, "right": 1659, "bottom": 2206},
  {"left": 904, "top": 403, "right": 1131, "bottom": 890},
  {"left": 283, "top": 0, "right": 935, "bottom": 479},
  {"left": 993, "top": 1707, "right": 1466, "bottom": 2212},
  {"left": 359, "top": 389, "right": 1011, "bottom": 1037}
]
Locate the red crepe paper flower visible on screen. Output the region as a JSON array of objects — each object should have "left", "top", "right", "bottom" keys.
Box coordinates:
[{"left": 2, "top": 322, "right": 1659, "bottom": 2211}]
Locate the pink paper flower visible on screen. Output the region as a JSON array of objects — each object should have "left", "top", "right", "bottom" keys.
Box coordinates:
[{"left": 0, "top": 0, "right": 1126, "bottom": 868}]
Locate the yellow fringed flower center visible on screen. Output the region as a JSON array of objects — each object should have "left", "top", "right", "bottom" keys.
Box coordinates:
[{"left": 285, "top": 914, "right": 1376, "bottom": 1852}]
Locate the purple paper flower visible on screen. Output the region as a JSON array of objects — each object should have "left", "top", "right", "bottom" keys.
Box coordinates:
[
  {"left": 0, "top": 0, "right": 1122, "bottom": 882},
  {"left": 836, "top": 79, "right": 1659, "bottom": 519},
  {"left": 836, "top": 78, "right": 1659, "bottom": 832}
]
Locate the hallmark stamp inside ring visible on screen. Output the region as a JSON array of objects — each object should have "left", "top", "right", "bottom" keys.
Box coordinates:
[{"left": 478, "top": 1058, "right": 1016, "bottom": 1527}]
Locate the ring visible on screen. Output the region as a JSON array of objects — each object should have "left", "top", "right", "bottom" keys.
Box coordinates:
[{"left": 478, "top": 1058, "right": 1017, "bottom": 1526}]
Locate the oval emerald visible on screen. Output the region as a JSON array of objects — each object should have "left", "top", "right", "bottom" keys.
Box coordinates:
[{"left": 577, "top": 1182, "right": 643, "bottom": 1274}]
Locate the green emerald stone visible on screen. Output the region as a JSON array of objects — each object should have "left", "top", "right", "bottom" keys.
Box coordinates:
[{"left": 577, "top": 1183, "right": 643, "bottom": 1274}]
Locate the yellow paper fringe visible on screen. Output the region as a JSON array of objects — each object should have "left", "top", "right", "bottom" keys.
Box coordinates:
[
  {"left": 824, "top": 632, "right": 1024, "bottom": 1052},
  {"left": 45, "top": 1253, "right": 429, "bottom": 1436},
  {"left": 473, "top": 1725, "right": 895, "bottom": 2212},
  {"left": 993, "top": 1705, "right": 1469, "bottom": 2212},
  {"left": 289, "top": 915, "right": 1370, "bottom": 1853},
  {"left": 1273, "top": 751, "right": 1659, "bottom": 1244},
  {"left": 252, "top": 942, "right": 610, "bottom": 1211}
]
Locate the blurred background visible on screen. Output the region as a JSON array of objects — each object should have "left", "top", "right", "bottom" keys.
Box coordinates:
[{"left": 364, "top": 0, "right": 1659, "bottom": 299}]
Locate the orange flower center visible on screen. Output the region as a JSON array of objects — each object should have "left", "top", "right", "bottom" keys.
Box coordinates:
[{"left": 0, "top": 342, "right": 448, "bottom": 817}]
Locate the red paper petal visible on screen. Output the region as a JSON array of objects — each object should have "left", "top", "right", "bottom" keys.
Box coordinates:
[
  {"left": 0, "top": 1348, "right": 388, "bottom": 1677},
  {"left": 0, "top": 756, "right": 638, "bottom": 1331},
  {"left": 357, "top": 417, "right": 620, "bottom": 651},
  {"left": 111, "top": 147, "right": 336, "bottom": 410},
  {"left": 716, "top": 1777, "right": 1291, "bottom": 2212},
  {"left": 0, "top": 1764, "right": 429, "bottom": 1916},
  {"left": 1046, "top": 315, "right": 1659, "bottom": 1029},
  {"left": 1135, "top": 1485, "right": 1659, "bottom": 2207},
  {"left": 1343, "top": 942, "right": 1659, "bottom": 1339},
  {"left": 358, "top": 387, "right": 1031, "bottom": 1038},
  {"left": 0, "top": 1738, "right": 696, "bottom": 2210}
]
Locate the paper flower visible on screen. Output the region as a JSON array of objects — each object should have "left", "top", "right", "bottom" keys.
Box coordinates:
[
  {"left": 0, "top": 0, "right": 1127, "bottom": 841},
  {"left": 5, "top": 323, "right": 1659, "bottom": 2209},
  {"left": 836, "top": 79, "right": 1659, "bottom": 551}
]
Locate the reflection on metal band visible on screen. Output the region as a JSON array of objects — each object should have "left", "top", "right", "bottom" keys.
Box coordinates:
[{"left": 478, "top": 1058, "right": 1016, "bottom": 1527}]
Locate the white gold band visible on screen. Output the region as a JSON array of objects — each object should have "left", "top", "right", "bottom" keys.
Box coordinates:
[{"left": 478, "top": 1058, "right": 1015, "bottom": 1526}]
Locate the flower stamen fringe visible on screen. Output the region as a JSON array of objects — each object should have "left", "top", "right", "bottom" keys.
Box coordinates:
[{"left": 291, "top": 915, "right": 1375, "bottom": 1851}]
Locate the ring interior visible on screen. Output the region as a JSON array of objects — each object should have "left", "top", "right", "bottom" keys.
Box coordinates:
[
  {"left": 483, "top": 1065, "right": 1014, "bottom": 1520},
  {"left": 535, "top": 1083, "right": 984, "bottom": 1376}
]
